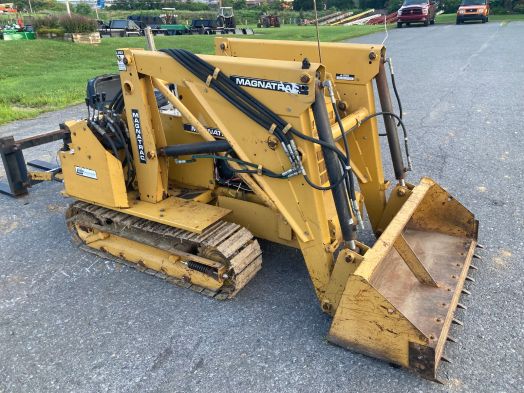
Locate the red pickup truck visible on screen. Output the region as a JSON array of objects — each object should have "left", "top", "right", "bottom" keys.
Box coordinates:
[{"left": 397, "top": 0, "right": 438, "bottom": 27}]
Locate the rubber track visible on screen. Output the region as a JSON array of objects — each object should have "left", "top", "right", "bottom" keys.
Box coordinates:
[{"left": 66, "top": 201, "right": 262, "bottom": 299}]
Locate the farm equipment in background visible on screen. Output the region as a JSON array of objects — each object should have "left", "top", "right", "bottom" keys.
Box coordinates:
[
  {"left": 159, "top": 8, "right": 190, "bottom": 35},
  {"left": 215, "top": 6, "right": 253, "bottom": 34},
  {"left": 127, "top": 15, "right": 167, "bottom": 36},
  {"left": 127, "top": 14, "right": 189, "bottom": 36},
  {"left": 0, "top": 27, "right": 35, "bottom": 40},
  {"left": 190, "top": 18, "right": 218, "bottom": 35},
  {"left": 98, "top": 19, "right": 142, "bottom": 38},
  {"left": 257, "top": 13, "right": 280, "bottom": 28},
  {"left": 0, "top": 19, "right": 35, "bottom": 40},
  {"left": 191, "top": 16, "right": 253, "bottom": 35},
  {"left": 216, "top": 6, "right": 236, "bottom": 30},
  {"left": 0, "top": 37, "right": 480, "bottom": 383},
  {"left": 0, "top": 10, "right": 35, "bottom": 40},
  {"left": 0, "top": 2, "right": 16, "bottom": 13}
]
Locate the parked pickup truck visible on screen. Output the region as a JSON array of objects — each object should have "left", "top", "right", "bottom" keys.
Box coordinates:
[
  {"left": 98, "top": 19, "right": 142, "bottom": 38},
  {"left": 456, "top": 0, "right": 489, "bottom": 24},
  {"left": 397, "top": 0, "right": 437, "bottom": 27}
]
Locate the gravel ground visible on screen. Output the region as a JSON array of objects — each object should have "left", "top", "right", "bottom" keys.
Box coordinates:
[{"left": 0, "top": 21, "right": 522, "bottom": 393}]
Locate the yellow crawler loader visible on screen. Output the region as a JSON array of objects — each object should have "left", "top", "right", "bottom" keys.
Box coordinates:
[{"left": 1, "top": 38, "right": 479, "bottom": 381}]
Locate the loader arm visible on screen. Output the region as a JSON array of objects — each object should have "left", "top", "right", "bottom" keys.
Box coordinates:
[{"left": 215, "top": 38, "right": 391, "bottom": 230}]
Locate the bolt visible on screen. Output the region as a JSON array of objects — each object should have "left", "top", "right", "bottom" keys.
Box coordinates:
[
  {"left": 300, "top": 73, "right": 311, "bottom": 83},
  {"left": 345, "top": 254, "right": 354, "bottom": 263},
  {"left": 369, "top": 51, "right": 377, "bottom": 61},
  {"left": 123, "top": 57, "right": 129, "bottom": 65},
  {"left": 397, "top": 187, "right": 406, "bottom": 196},
  {"left": 337, "top": 101, "right": 348, "bottom": 111},
  {"left": 301, "top": 58, "right": 311, "bottom": 70},
  {"left": 147, "top": 151, "right": 156, "bottom": 159},
  {"left": 267, "top": 136, "right": 279, "bottom": 150},
  {"left": 220, "top": 43, "right": 226, "bottom": 50}
]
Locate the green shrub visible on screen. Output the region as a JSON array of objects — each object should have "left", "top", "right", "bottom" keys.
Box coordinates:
[
  {"left": 490, "top": 5, "right": 509, "bottom": 14},
  {"left": 34, "top": 14, "right": 97, "bottom": 34},
  {"left": 74, "top": 3, "right": 94, "bottom": 16},
  {"left": 58, "top": 14, "right": 98, "bottom": 33},
  {"left": 513, "top": 2, "right": 524, "bottom": 13},
  {"left": 442, "top": 0, "right": 462, "bottom": 13},
  {"left": 36, "top": 27, "right": 65, "bottom": 36},
  {"left": 33, "top": 15, "right": 61, "bottom": 31},
  {"left": 13, "top": 0, "right": 64, "bottom": 12},
  {"left": 387, "top": 0, "right": 404, "bottom": 13}
]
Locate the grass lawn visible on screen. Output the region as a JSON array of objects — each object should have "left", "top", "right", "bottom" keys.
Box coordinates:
[
  {"left": 436, "top": 12, "right": 524, "bottom": 24},
  {"left": 0, "top": 24, "right": 383, "bottom": 125}
]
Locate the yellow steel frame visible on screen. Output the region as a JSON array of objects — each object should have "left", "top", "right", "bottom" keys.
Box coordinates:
[
  {"left": 59, "top": 40, "right": 395, "bottom": 303},
  {"left": 114, "top": 45, "right": 389, "bottom": 299},
  {"left": 215, "top": 38, "right": 388, "bottom": 229}
]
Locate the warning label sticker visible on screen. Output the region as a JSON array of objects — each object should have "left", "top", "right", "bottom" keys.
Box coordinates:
[
  {"left": 75, "top": 166, "right": 97, "bottom": 180},
  {"left": 116, "top": 50, "right": 127, "bottom": 71},
  {"left": 335, "top": 73, "right": 356, "bottom": 81}
]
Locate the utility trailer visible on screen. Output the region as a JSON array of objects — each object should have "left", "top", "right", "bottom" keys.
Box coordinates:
[
  {"left": 98, "top": 19, "right": 141, "bottom": 38},
  {"left": 128, "top": 14, "right": 189, "bottom": 36},
  {"left": 190, "top": 19, "right": 218, "bottom": 35}
]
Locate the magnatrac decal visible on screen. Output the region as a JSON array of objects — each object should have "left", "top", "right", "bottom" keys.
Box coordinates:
[
  {"left": 131, "top": 109, "right": 147, "bottom": 164},
  {"left": 230, "top": 75, "right": 309, "bottom": 95}
]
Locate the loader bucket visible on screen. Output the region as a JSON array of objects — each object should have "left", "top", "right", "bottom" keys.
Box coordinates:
[{"left": 328, "top": 177, "right": 478, "bottom": 381}]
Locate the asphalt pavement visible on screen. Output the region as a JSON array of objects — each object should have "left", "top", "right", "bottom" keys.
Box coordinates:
[{"left": 0, "top": 21, "right": 522, "bottom": 393}]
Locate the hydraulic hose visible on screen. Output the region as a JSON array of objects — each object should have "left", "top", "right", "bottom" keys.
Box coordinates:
[
  {"left": 160, "top": 48, "right": 363, "bottom": 191},
  {"left": 312, "top": 83, "right": 356, "bottom": 249},
  {"left": 335, "top": 111, "right": 412, "bottom": 172},
  {"left": 159, "top": 140, "right": 231, "bottom": 157},
  {"left": 162, "top": 49, "right": 353, "bottom": 186},
  {"left": 88, "top": 121, "right": 119, "bottom": 159},
  {"left": 387, "top": 58, "right": 403, "bottom": 127},
  {"left": 104, "top": 116, "right": 135, "bottom": 187},
  {"left": 324, "top": 79, "right": 364, "bottom": 228}
]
